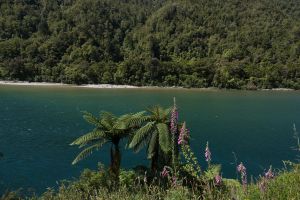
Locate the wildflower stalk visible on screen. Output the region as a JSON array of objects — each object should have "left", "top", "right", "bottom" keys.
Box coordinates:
[
  {"left": 265, "top": 166, "right": 274, "bottom": 180},
  {"left": 214, "top": 174, "right": 222, "bottom": 186},
  {"left": 237, "top": 162, "right": 247, "bottom": 191},
  {"left": 170, "top": 97, "right": 179, "bottom": 169},
  {"left": 259, "top": 166, "right": 275, "bottom": 192},
  {"left": 205, "top": 142, "right": 211, "bottom": 167},
  {"left": 179, "top": 122, "right": 201, "bottom": 179}
]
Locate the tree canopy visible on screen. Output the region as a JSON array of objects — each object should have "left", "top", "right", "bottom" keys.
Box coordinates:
[{"left": 0, "top": 0, "right": 299, "bottom": 89}]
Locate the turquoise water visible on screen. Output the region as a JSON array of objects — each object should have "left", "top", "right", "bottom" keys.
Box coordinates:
[{"left": 0, "top": 85, "right": 300, "bottom": 194}]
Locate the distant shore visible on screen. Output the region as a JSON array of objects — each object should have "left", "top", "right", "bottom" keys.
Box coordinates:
[
  {"left": 0, "top": 80, "right": 140, "bottom": 88},
  {"left": 0, "top": 80, "right": 296, "bottom": 91},
  {"left": 0, "top": 80, "right": 177, "bottom": 89}
]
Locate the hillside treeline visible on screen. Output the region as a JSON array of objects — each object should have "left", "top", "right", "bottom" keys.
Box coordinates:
[{"left": 0, "top": 0, "right": 300, "bottom": 89}]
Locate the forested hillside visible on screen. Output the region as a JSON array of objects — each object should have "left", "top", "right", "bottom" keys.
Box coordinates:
[{"left": 0, "top": 0, "right": 300, "bottom": 89}]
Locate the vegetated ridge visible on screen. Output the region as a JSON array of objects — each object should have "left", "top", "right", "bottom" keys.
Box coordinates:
[{"left": 0, "top": 0, "right": 299, "bottom": 89}]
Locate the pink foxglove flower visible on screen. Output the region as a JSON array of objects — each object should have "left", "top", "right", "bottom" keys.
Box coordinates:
[
  {"left": 237, "top": 162, "right": 246, "bottom": 175},
  {"left": 259, "top": 166, "right": 275, "bottom": 192},
  {"left": 265, "top": 166, "right": 274, "bottom": 179},
  {"left": 215, "top": 174, "right": 222, "bottom": 186},
  {"left": 237, "top": 162, "right": 247, "bottom": 187},
  {"left": 205, "top": 142, "right": 211, "bottom": 162},
  {"left": 170, "top": 98, "right": 178, "bottom": 135},
  {"left": 161, "top": 166, "right": 169, "bottom": 177},
  {"left": 178, "top": 122, "right": 189, "bottom": 145}
]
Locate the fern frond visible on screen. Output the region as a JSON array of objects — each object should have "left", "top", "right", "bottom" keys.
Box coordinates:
[
  {"left": 82, "top": 111, "right": 100, "bottom": 126},
  {"left": 127, "top": 115, "right": 152, "bottom": 127},
  {"left": 147, "top": 131, "right": 158, "bottom": 159},
  {"left": 100, "top": 112, "right": 116, "bottom": 130},
  {"left": 72, "top": 140, "right": 107, "bottom": 165},
  {"left": 163, "top": 107, "right": 172, "bottom": 117},
  {"left": 113, "top": 120, "right": 127, "bottom": 130},
  {"left": 146, "top": 105, "right": 159, "bottom": 115},
  {"left": 133, "top": 134, "right": 151, "bottom": 153},
  {"left": 70, "top": 130, "right": 106, "bottom": 146},
  {"left": 157, "top": 123, "right": 171, "bottom": 153},
  {"left": 118, "top": 113, "right": 132, "bottom": 122},
  {"left": 100, "top": 111, "right": 115, "bottom": 119},
  {"left": 129, "top": 121, "right": 155, "bottom": 149},
  {"left": 132, "top": 111, "right": 147, "bottom": 118}
]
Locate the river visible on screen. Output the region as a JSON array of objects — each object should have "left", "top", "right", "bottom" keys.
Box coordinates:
[{"left": 0, "top": 85, "right": 299, "bottom": 194}]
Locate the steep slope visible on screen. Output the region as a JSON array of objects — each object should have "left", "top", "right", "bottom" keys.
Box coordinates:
[
  {"left": 0, "top": 0, "right": 299, "bottom": 88},
  {"left": 125, "top": 0, "right": 300, "bottom": 88}
]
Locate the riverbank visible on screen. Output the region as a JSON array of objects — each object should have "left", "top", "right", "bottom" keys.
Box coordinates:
[
  {"left": 0, "top": 80, "right": 188, "bottom": 89},
  {"left": 0, "top": 80, "right": 296, "bottom": 91},
  {"left": 0, "top": 81, "right": 139, "bottom": 89}
]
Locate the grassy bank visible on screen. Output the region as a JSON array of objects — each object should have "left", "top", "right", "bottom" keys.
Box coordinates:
[{"left": 2, "top": 163, "right": 300, "bottom": 200}]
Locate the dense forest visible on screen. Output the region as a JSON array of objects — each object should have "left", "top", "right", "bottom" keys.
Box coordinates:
[{"left": 0, "top": 0, "right": 300, "bottom": 89}]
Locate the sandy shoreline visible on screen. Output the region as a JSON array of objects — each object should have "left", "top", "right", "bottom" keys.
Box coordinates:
[
  {"left": 0, "top": 81, "right": 68, "bottom": 86},
  {"left": 0, "top": 80, "right": 296, "bottom": 91},
  {"left": 0, "top": 80, "right": 180, "bottom": 89},
  {"left": 0, "top": 81, "right": 140, "bottom": 88}
]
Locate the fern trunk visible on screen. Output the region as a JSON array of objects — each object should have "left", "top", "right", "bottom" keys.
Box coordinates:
[
  {"left": 150, "top": 151, "right": 158, "bottom": 173},
  {"left": 110, "top": 141, "right": 121, "bottom": 180}
]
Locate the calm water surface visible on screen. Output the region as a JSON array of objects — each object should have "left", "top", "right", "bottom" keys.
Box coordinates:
[{"left": 0, "top": 85, "right": 300, "bottom": 194}]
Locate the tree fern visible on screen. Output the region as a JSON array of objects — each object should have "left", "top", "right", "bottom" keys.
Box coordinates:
[
  {"left": 128, "top": 105, "right": 173, "bottom": 171},
  {"left": 70, "top": 111, "right": 143, "bottom": 178}
]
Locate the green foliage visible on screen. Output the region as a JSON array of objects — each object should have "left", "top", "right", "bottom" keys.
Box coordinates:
[
  {"left": 0, "top": 0, "right": 299, "bottom": 89},
  {"left": 244, "top": 167, "right": 300, "bottom": 200},
  {"left": 19, "top": 164, "right": 299, "bottom": 200},
  {"left": 164, "top": 186, "right": 191, "bottom": 200},
  {"left": 74, "top": 167, "right": 113, "bottom": 191},
  {"left": 70, "top": 111, "right": 140, "bottom": 179},
  {"left": 0, "top": 190, "right": 22, "bottom": 200},
  {"left": 203, "top": 165, "right": 221, "bottom": 181},
  {"left": 180, "top": 143, "right": 202, "bottom": 179},
  {"left": 128, "top": 105, "right": 172, "bottom": 171},
  {"left": 119, "top": 170, "right": 136, "bottom": 188}
]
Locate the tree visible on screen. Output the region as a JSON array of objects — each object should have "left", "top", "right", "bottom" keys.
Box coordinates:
[
  {"left": 70, "top": 111, "right": 143, "bottom": 179},
  {"left": 128, "top": 105, "right": 172, "bottom": 172},
  {"left": 1, "top": 0, "right": 300, "bottom": 89}
]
